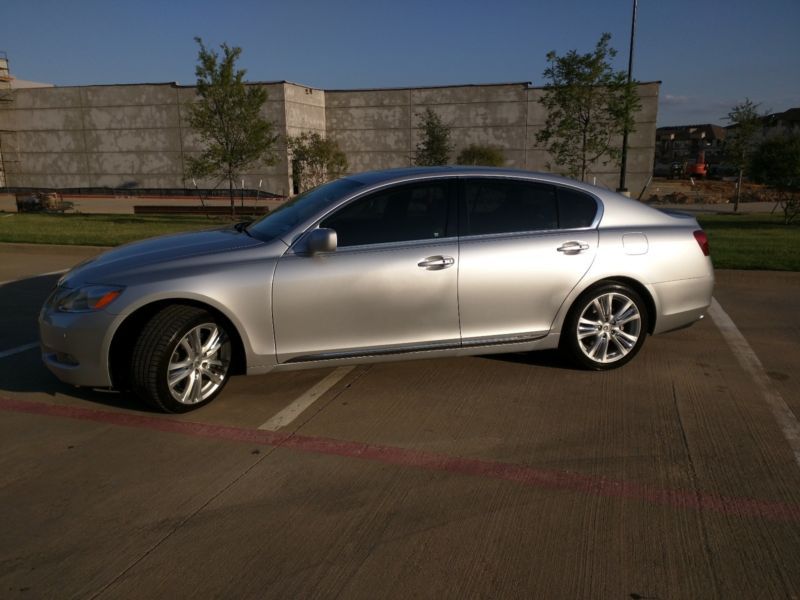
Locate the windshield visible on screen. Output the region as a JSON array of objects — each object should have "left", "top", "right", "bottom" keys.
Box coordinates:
[{"left": 247, "top": 178, "right": 364, "bottom": 242}]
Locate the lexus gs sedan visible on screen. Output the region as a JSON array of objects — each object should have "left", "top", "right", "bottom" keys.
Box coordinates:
[{"left": 40, "top": 167, "right": 714, "bottom": 412}]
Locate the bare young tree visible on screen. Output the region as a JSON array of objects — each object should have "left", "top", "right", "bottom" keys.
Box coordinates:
[
  {"left": 725, "top": 99, "right": 766, "bottom": 212},
  {"left": 536, "top": 33, "right": 641, "bottom": 182},
  {"left": 186, "top": 37, "right": 278, "bottom": 217}
]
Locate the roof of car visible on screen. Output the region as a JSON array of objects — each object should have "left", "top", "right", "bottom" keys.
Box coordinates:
[{"left": 347, "top": 166, "right": 596, "bottom": 189}]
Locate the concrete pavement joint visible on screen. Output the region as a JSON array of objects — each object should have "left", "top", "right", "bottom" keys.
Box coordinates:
[
  {"left": 672, "top": 383, "right": 723, "bottom": 597},
  {"left": 0, "top": 342, "right": 39, "bottom": 359},
  {"left": 709, "top": 297, "right": 800, "bottom": 469},
  {"left": 86, "top": 426, "right": 286, "bottom": 600},
  {"left": 1, "top": 395, "right": 799, "bottom": 523}
]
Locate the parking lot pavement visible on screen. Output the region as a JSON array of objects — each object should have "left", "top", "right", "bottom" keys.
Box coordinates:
[
  {"left": 712, "top": 269, "right": 800, "bottom": 418},
  {"left": 1, "top": 245, "right": 800, "bottom": 598}
]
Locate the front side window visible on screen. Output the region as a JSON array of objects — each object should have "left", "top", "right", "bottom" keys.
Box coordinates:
[
  {"left": 247, "top": 178, "right": 364, "bottom": 242},
  {"left": 321, "top": 181, "right": 453, "bottom": 247},
  {"left": 463, "top": 179, "right": 558, "bottom": 236}
]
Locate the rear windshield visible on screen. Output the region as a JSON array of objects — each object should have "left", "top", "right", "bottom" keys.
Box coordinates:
[{"left": 247, "top": 178, "right": 364, "bottom": 242}]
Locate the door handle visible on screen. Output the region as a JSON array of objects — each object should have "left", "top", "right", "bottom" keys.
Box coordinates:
[
  {"left": 417, "top": 255, "right": 455, "bottom": 270},
  {"left": 556, "top": 241, "right": 590, "bottom": 254}
]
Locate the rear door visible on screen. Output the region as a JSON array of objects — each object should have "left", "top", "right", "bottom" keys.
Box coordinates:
[{"left": 457, "top": 178, "right": 599, "bottom": 344}]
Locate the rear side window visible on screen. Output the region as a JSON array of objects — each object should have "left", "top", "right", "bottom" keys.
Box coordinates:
[
  {"left": 321, "top": 180, "right": 453, "bottom": 247},
  {"left": 463, "top": 179, "right": 557, "bottom": 235},
  {"left": 557, "top": 187, "right": 598, "bottom": 229}
]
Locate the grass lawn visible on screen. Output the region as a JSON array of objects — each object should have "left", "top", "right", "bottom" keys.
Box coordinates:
[
  {"left": 697, "top": 213, "right": 800, "bottom": 271},
  {"left": 0, "top": 211, "right": 797, "bottom": 271},
  {"left": 0, "top": 213, "right": 230, "bottom": 247}
]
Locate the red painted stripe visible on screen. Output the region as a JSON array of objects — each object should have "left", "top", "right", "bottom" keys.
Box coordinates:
[{"left": 2, "top": 395, "right": 799, "bottom": 522}]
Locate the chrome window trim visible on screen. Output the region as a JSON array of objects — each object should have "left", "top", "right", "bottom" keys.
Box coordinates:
[
  {"left": 288, "top": 236, "right": 457, "bottom": 257},
  {"left": 457, "top": 226, "right": 596, "bottom": 244}
]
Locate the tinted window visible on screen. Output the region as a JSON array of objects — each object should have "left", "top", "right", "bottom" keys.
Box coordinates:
[
  {"left": 557, "top": 187, "right": 598, "bottom": 229},
  {"left": 464, "top": 179, "right": 557, "bottom": 235},
  {"left": 321, "top": 181, "right": 452, "bottom": 247},
  {"left": 248, "top": 178, "right": 363, "bottom": 241}
]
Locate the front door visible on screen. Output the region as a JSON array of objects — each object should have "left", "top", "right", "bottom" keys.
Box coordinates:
[{"left": 272, "top": 179, "right": 460, "bottom": 363}]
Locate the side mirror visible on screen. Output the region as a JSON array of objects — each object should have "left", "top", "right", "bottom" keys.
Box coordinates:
[{"left": 306, "top": 228, "right": 337, "bottom": 254}]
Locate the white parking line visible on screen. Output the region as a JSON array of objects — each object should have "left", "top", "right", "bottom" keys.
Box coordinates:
[
  {"left": 0, "top": 269, "right": 67, "bottom": 287},
  {"left": 0, "top": 342, "right": 39, "bottom": 359},
  {"left": 258, "top": 366, "right": 355, "bottom": 431},
  {"left": 709, "top": 297, "right": 800, "bottom": 468}
]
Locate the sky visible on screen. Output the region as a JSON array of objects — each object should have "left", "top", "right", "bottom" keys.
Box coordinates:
[{"left": 2, "top": 0, "right": 798, "bottom": 126}]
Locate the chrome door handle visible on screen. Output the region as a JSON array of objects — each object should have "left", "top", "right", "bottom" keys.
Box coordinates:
[
  {"left": 418, "top": 255, "right": 455, "bottom": 270},
  {"left": 556, "top": 241, "right": 590, "bottom": 254}
]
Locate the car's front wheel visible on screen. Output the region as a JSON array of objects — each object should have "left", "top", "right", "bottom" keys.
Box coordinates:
[
  {"left": 561, "top": 283, "right": 649, "bottom": 370},
  {"left": 130, "top": 305, "right": 232, "bottom": 412}
]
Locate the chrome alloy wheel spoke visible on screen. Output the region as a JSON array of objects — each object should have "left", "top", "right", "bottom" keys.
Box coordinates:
[
  {"left": 168, "top": 323, "right": 230, "bottom": 404},
  {"left": 578, "top": 317, "right": 603, "bottom": 340},
  {"left": 576, "top": 292, "right": 642, "bottom": 364}
]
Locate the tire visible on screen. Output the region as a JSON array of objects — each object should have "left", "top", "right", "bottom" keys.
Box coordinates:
[
  {"left": 560, "top": 283, "right": 649, "bottom": 370},
  {"left": 130, "top": 305, "right": 232, "bottom": 413}
]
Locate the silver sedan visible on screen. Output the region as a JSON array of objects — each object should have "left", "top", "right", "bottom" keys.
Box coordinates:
[{"left": 39, "top": 167, "right": 714, "bottom": 412}]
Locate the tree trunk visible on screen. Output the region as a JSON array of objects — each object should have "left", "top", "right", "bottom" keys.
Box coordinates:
[
  {"left": 229, "top": 176, "right": 235, "bottom": 219},
  {"left": 580, "top": 129, "right": 588, "bottom": 182},
  {"left": 735, "top": 168, "right": 743, "bottom": 212}
]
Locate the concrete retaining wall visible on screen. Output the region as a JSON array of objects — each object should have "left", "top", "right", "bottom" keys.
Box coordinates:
[{"left": 0, "top": 80, "right": 659, "bottom": 197}]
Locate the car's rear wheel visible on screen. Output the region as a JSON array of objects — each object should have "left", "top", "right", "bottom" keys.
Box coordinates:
[
  {"left": 130, "top": 305, "right": 232, "bottom": 412},
  {"left": 561, "top": 283, "right": 649, "bottom": 370}
]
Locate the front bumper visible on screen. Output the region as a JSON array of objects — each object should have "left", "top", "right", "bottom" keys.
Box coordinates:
[{"left": 39, "top": 307, "right": 116, "bottom": 387}]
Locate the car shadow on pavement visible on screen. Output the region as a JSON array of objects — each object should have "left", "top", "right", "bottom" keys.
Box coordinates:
[
  {"left": 0, "top": 273, "right": 158, "bottom": 413},
  {"left": 0, "top": 273, "right": 61, "bottom": 349},
  {"left": 0, "top": 349, "right": 156, "bottom": 412},
  {"left": 480, "top": 349, "right": 576, "bottom": 370}
]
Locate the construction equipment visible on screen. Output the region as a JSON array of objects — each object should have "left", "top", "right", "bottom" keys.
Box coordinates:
[
  {"left": 15, "top": 191, "right": 74, "bottom": 213},
  {"left": 684, "top": 150, "right": 709, "bottom": 179}
]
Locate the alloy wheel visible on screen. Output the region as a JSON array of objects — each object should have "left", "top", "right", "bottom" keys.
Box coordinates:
[
  {"left": 167, "top": 323, "right": 230, "bottom": 404},
  {"left": 576, "top": 292, "right": 642, "bottom": 364}
]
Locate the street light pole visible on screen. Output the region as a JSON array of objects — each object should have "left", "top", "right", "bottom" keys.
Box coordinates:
[{"left": 617, "top": 0, "right": 638, "bottom": 194}]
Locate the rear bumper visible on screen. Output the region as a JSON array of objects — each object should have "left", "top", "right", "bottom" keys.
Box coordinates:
[
  {"left": 651, "top": 275, "right": 714, "bottom": 334},
  {"left": 39, "top": 309, "right": 115, "bottom": 387}
]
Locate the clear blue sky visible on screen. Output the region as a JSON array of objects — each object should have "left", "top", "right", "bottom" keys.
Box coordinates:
[{"left": 2, "top": 0, "right": 798, "bottom": 126}]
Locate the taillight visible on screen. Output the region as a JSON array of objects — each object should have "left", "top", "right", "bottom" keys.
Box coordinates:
[{"left": 693, "top": 230, "right": 710, "bottom": 256}]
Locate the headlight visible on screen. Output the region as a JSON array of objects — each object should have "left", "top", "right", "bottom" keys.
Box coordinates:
[{"left": 56, "top": 285, "right": 125, "bottom": 313}]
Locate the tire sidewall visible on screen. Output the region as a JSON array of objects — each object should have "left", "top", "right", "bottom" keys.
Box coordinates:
[
  {"left": 153, "top": 313, "right": 231, "bottom": 413},
  {"left": 562, "top": 283, "right": 649, "bottom": 370}
]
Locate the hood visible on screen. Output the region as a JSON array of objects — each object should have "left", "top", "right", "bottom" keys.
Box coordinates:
[{"left": 61, "top": 227, "right": 269, "bottom": 287}]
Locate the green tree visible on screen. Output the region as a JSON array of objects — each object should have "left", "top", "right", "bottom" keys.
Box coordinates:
[
  {"left": 288, "top": 132, "right": 348, "bottom": 193},
  {"left": 186, "top": 37, "right": 278, "bottom": 217},
  {"left": 724, "top": 98, "right": 766, "bottom": 212},
  {"left": 535, "top": 33, "right": 641, "bottom": 182},
  {"left": 456, "top": 144, "right": 505, "bottom": 167},
  {"left": 413, "top": 108, "right": 453, "bottom": 166},
  {"left": 749, "top": 135, "right": 800, "bottom": 224}
]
